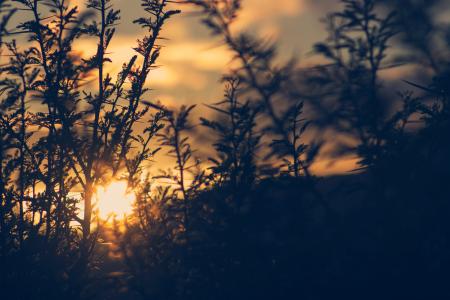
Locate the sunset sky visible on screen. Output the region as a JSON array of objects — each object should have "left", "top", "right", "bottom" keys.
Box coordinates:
[
  {"left": 8, "top": 0, "right": 360, "bottom": 175},
  {"left": 2, "top": 2, "right": 449, "bottom": 298},
  {"left": 67, "top": 0, "right": 338, "bottom": 108}
]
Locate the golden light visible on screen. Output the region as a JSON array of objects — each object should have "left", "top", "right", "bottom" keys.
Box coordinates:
[{"left": 95, "top": 181, "right": 136, "bottom": 221}]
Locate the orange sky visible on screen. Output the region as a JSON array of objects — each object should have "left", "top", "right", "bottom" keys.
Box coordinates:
[
  {"left": 6, "top": 0, "right": 361, "bottom": 176},
  {"left": 64, "top": 0, "right": 335, "bottom": 107}
]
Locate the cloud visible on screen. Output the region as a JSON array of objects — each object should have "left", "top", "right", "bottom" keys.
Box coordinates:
[
  {"left": 162, "top": 42, "right": 232, "bottom": 71},
  {"left": 69, "top": 0, "right": 315, "bottom": 102},
  {"left": 311, "top": 156, "right": 360, "bottom": 176},
  {"left": 232, "top": 0, "right": 307, "bottom": 31}
]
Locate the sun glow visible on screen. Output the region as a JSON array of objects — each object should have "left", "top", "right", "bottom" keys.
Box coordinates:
[{"left": 95, "top": 181, "right": 136, "bottom": 221}]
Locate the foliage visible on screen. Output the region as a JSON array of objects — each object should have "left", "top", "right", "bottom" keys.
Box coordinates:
[
  {"left": 0, "top": 0, "right": 179, "bottom": 298},
  {"left": 187, "top": 0, "right": 318, "bottom": 178},
  {"left": 0, "top": 0, "right": 449, "bottom": 299},
  {"left": 201, "top": 77, "right": 260, "bottom": 203}
]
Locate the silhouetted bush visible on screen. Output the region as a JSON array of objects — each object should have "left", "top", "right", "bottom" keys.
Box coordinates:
[{"left": 1, "top": 0, "right": 450, "bottom": 299}]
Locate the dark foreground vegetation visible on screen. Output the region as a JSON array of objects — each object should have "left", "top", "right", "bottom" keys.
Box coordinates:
[{"left": 1, "top": 0, "right": 450, "bottom": 299}]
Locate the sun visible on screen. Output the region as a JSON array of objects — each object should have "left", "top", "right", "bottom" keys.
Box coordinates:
[{"left": 95, "top": 181, "right": 136, "bottom": 220}]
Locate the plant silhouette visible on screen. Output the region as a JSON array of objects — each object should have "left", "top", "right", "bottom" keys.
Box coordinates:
[{"left": 0, "top": 0, "right": 449, "bottom": 299}]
